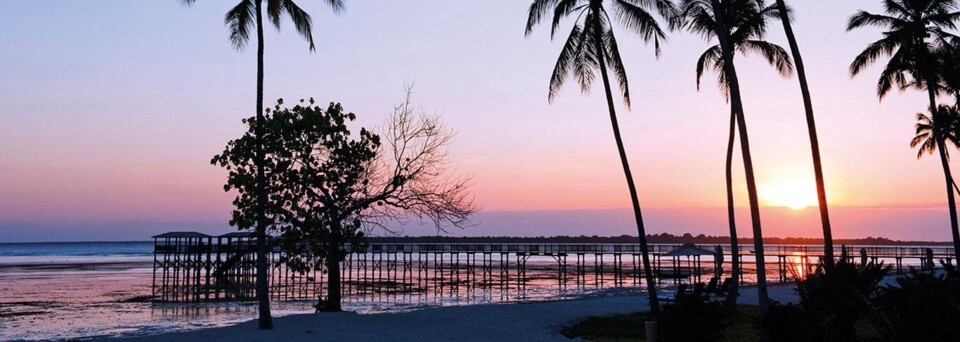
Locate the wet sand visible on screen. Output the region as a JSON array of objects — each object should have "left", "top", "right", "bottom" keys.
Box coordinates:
[{"left": 122, "top": 284, "right": 801, "bottom": 342}]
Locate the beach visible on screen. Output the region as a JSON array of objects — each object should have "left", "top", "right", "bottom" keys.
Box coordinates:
[
  {"left": 122, "top": 284, "right": 801, "bottom": 342},
  {"left": 1, "top": 242, "right": 677, "bottom": 340}
]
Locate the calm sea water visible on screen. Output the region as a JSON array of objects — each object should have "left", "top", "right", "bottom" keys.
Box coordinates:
[
  {"left": 0, "top": 242, "right": 642, "bottom": 341},
  {"left": 0, "top": 241, "right": 927, "bottom": 341},
  {"left": 0, "top": 241, "right": 153, "bottom": 257}
]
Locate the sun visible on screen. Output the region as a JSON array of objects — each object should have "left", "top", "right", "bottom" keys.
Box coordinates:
[{"left": 760, "top": 179, "right": 819, "bottom": 211}]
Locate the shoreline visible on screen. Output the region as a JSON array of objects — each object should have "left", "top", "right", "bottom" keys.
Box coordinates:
[{"left": 116, "top": 284, "right": 801, "bottom": 342}]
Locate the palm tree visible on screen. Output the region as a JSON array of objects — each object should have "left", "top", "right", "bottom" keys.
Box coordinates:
[
  {"left": 685, "top": 0, "right": 792, "bottom": 312},
  {"left": 912, "top": 105, "right": 960, "bottom": 195},
  {"left": 847, "top": 0, "right": 960, "bottom": 263},
  {"left": 182, "top": 0, "right": 342, "bottom": 329},
  {"left": 675, "top": 0, "right": 784, "bottom": 326},
  {"left": 912, "top": 106, "right": 960, "bottom": 161},
  {"left": 772, "top": 0, "right": 836, "bottom": 267},
  {"left": 525, "top": 0, "right": 675, "bottom": 316}
]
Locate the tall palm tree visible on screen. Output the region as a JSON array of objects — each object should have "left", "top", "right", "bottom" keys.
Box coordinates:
[
  {"left": 685, "top": 0, "right": 792, "bottom": 311},
  {"left": 772, "top": 0, "right": 836, "bottom": 267},
  {"left": 182, "top": 0, "right": 342, "bottom": 329},
  {"left": 525, "top": 0, "right": 675, "bottom": 316},
  {"left": 675, "top": 0, "right": 784, "bottom": 326},
  {"left": 847, "top": 0, "right": 960, "bottom": 263}
]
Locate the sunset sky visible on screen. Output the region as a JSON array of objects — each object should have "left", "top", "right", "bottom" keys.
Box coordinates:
[{"left": 1, "top": 1, "right": 956, "bottom": 242}]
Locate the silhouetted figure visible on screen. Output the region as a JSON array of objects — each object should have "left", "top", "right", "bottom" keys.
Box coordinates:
[
  {"left": 859, "top": 248, "right": 868, "bottom": 271},
  {"left": 715, "top": 245, "right": 725, "bottom": 278}
]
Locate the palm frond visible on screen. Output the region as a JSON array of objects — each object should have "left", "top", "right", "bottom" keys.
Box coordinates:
[
  {"left": 224, "top": 0, "right": 257, "bottom": 51},
  {"left": 282, "top": 0, "right": 316, "bottom": 51},
  {"left": 876, "top": 49, "right": 913, "bottom": 99},
  {"left": 574, "top": 11, "right": 603, "bottom": 94},
  {"left": 849, "top": 34, "right": 901, "bottom": 77},
  {"left": 550, "top": 0, "right": 584, "bottom": 39},
  {"left": 323, "top": 0, "right": 345, "bottom": 14},
  {"left": 613, "top": 0, "right": 669, "bottom": 56},
  {"left": 526, "top": 0, "right": 562, "bottom": 36},
  {"left": 847, "top": 10, "right": 902, "bottom": 31},
  {"left": 548, "top": 23, "right": 585, "bottom": 103},
  {"left": 604, "top": 27, "right": 632, "bottom": 107},
  {"left": 740, "top": 40, "right": 793, "bottom": 77},
  {"left": 695, "top": 45, "right": 723, "bottom": 91}
]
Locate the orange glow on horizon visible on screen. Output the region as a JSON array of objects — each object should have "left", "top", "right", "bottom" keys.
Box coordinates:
[{"left": 760, "top": 179, "right": 822, "bottom": 211}]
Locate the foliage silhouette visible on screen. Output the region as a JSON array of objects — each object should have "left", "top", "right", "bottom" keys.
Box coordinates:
[
  {"left": 212, "top": 92, "right": 476, "bottom": 312},
  {"left": 874, "top": 263, "right": 960, "bottom": 342},
  {"left": 674, "top": 1, "right": 785, "bottom": 332},
  {"left": 793, "top": 258, "right": 891, "bottom": 341},
  {"left": 677, "top": 0, "right": 793, "bottom": 312},
  {"left": 525, "top": 0, "right": 676, "bottom": 316},
  {"left": 848, "top": 0, "right": 960, "bottom": 263},
  {"left": 659, "top": 291, "right": 727, "bottom": 342},
  {"left": 182, "top": 0, "right": 341, "bottom": 328}
]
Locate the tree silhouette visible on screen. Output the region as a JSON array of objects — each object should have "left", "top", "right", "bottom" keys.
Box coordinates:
[
  {"left": 847, "top": 0, "right": 960, "bottom": 263},
  {"left": 772, "top": 0, "right": 836, "bottom": 268},
  {"left": 212, "top": 92, "right": 475, "bottom": 312},
  {"left": 181, "top": 0, "right": 342, "bottom": 329},
  {"left": 674, "top": 0, "right": 784, "bottom": 334},
  {"left": 912, "top": 106, "right": 960, "bottom": 161},
  {"left": 681, "top": 0, "right": 792, "bottom": 312},
  {"left": 525, "top": 0, "right": 676, "bottom": 316}
]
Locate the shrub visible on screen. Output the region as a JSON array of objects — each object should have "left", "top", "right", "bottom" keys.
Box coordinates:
[
  {"left": 659, "top": 293, "right": 726, "bottom": 342},
  {"left": 873, "top": 263, "right": 960, "bottom": 342},
  {"left": 760, "top": 301, "right": 820, "bottom": 342},
  {"left": 794, "top": 258, "right": 891, "bottom": 341}
]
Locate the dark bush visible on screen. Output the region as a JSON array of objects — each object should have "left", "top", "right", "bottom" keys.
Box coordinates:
[
  {"left": 760, "top": 301, "right": 820, "bottom": 342},
  {"left": 874, "top": 263, "right": 960, "bottom": 342},
  {"left": 795, "top": 258, "right": 890, "bottom": 341},
  {"left": 659, "top": 293, "right": 726, "bottom": 342}
]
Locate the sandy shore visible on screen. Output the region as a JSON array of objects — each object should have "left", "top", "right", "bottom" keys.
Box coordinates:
[{"left": 120, "top": 284, "right": 800, "bottom": 341}]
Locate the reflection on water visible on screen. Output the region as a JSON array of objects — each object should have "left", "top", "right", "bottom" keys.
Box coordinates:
[{"left": 0, "top": 251, "right": 922, "bottom": 341}]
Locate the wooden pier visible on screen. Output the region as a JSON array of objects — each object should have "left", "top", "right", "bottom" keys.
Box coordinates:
[{"left": 151, "top": 231, "right": 954, "bottom": 303}]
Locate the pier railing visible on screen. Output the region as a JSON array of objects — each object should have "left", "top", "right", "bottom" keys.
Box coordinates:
[{"left": 150, "top": 232, "right": 955, "bottom": 303}]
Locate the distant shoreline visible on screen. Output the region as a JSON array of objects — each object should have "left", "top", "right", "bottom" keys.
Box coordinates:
[
  {"left": 365, "top": 234, "right": 954, "bottom": 246},
  {"left": 1, "top": 234, "right": 953, "bottom": 246}
]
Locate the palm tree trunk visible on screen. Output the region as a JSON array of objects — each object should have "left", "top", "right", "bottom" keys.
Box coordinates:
[
  {"left": 254, "top": 0, "right": 273, "bottom": 329},
  {"left": 920, "top": 42, "right": 960, "bottom": 264},
  {"left": 723, "top": 107, "right": 741, "bottom": 311},
  {"left": 710, "top": 1, "right": 769, "bottom": 339},
  {"left": 593, "top": 26, "right": 660, "bottom": 316},
  {"left": 774, "top": 0, "right": 834, "bottom": 267},
  {"left": 928, "top": 84, "right": 960, "bottom": 264}
]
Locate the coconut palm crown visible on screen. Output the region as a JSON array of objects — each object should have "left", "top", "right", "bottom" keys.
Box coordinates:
[
  {"left": 912, "top": 105, "right": 960, "bottom": 160},
  {"left": 675, "top": 0, "right": 793, "bottom": 93},
  {"left": 525, "top": 0, "right": 676, "bottom": 106},
  {"left": 847, "top": 0, "right": 960, "bottom": 99}
]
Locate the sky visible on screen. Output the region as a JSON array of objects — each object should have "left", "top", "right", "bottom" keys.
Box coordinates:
[{"left": 0, "top": 0, "right": 957, "bottom": 242}]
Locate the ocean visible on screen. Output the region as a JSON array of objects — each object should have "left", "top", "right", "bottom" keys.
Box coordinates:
[
  {"left": 1, "top": 241, "right": 934, "bottom": 341},
  {"left": 0, "top": 241, "right": 640, "bottom": 341}
]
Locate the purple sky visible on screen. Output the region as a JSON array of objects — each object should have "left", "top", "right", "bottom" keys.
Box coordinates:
[{"left": 1, "top": 1, "right": 957, "bottom": 242}]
